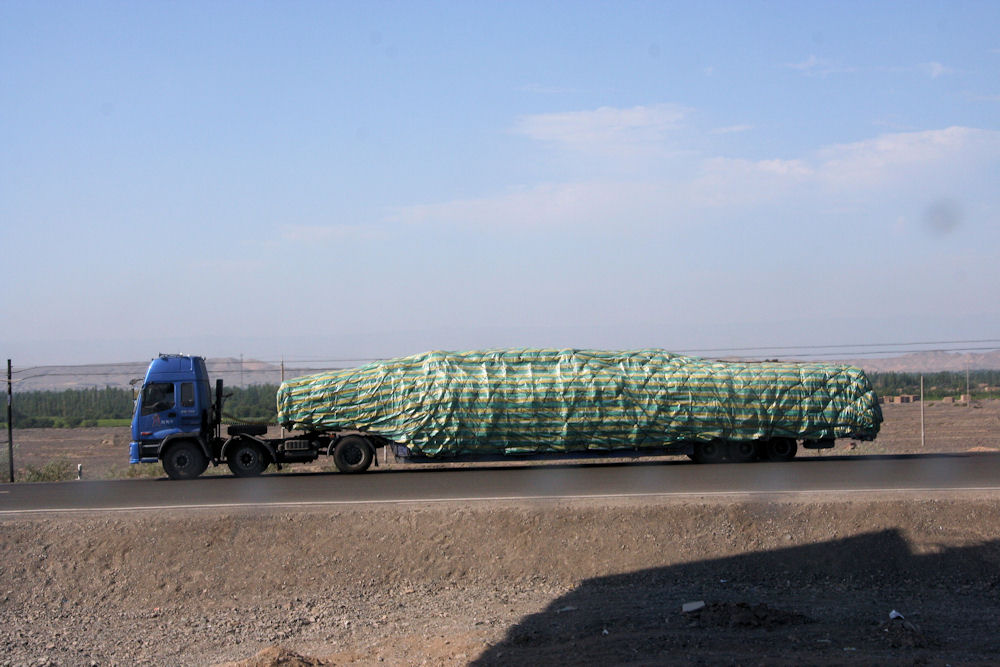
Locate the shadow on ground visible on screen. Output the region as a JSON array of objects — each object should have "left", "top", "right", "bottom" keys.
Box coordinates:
[{"left": 472, "top": 530, "right": 1000, "bottom": 665}]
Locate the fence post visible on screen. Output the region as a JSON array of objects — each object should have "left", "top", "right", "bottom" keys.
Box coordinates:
[
  {"left": 920, "top": 375, "right": 925, "bottom": 450},
  {"left": 6, "top": 359, "right": 13, "bottom": 483}
]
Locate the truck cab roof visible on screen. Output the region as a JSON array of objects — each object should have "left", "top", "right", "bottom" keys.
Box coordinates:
[{"left": 143, "top": 354, "right": 209, "bottom": 384}]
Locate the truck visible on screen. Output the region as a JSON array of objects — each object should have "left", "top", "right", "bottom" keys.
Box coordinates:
[{"left": 130, "top": 349, "right": 882, "bottom": 480}]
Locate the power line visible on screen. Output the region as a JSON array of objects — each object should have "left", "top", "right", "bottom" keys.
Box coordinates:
[
  {"left": 675, "top": 338, "right": 1000, "bottom": 355},
  {"left": 259, "top": 357, "right": 384, "bottom": 364},
  {"left": 718, "top": 345, "right": 1000, "bottom": 360},
  {"left": 11, "top": 360, "right": 153, "bottom": 376},
  {"left": 269, "top": 339, "right": 1000, "bottom": 363}
]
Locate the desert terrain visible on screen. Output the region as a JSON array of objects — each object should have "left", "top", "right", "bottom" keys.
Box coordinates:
[{"left": 1, "top": 401, "right": 999, "bottom": 665}]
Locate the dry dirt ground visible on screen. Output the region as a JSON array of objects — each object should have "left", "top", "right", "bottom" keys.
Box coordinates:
[
  {"left": 1, "top": 402, "right": 1000, "bottom": 666},
  {"left": 2, "top": 497, "right": 1000, "bottom": 666}
]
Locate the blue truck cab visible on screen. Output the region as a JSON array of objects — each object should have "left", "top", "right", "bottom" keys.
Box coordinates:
[
  {"left": 129, "top": 353, "right": 377, "bottom": 479},
  {"left": 130, "top": 355, "right": 213, "bottom": 465}
]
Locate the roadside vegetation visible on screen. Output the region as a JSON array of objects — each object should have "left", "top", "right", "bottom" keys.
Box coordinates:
[
  {"left": 1, "top": 385, "right": 279, "bottom": 428},
  {"left": 870, "top": 369, "right": 1000, "bottom": 400},
  {"left": 18, "top": 457, "right": 76, "bottom": 483}
]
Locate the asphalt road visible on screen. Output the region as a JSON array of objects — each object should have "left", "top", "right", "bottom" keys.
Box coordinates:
[{"left": 2, "top": 453, "right": 1000, "bottom": 515}]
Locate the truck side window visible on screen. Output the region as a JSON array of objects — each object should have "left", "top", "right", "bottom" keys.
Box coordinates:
[
  {"left": 141, "top": 382, "right": 176, "bottom": 416},
  {"left": 180, "top": 382, "right": 195, "bottom": 407}
]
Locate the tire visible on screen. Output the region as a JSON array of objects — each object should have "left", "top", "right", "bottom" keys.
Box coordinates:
[
  {"left": 226, "top": 440, "right": 268, "bottom": 477},
  {"left": 161, "top": 440, "right": 209, "bottom": 480},
  {"left": 333, "top": 435, "right": 374, "bottom": 473},
  {"left": 692, "top": 440, "right": 727, "bottom": 464},
  {"left": 763, "top": 438, "right": 798, "bottom": 462},
  {"left": 727, "top": 440, "right": 759, "bottom": 463}
]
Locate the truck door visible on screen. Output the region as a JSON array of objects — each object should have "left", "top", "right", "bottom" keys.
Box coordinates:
[
  {"left": 177, "top": 381, "right": 202, "bottom": 433},
  {"left": 136, "top": 381, "right": 178, "bottom": 439}
]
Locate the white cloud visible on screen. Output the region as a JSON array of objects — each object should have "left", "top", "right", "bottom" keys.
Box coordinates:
[
  {"left": 964, "top": 91, "right": 1000, "bottom": 102},
  {"left": 281, "top": 224, "right": 385, "bottom": 243},
  {"left": 512, "top": 103, "right": 690, "bottom": 155},
  {"left": 517, "top": 83, "right": 586, "bottom": 94},
  {"left": 387, "top": 181, "right": 671, "bottom": 229},
  {"left": 920, "top": 61, "right": 952, "bottom": 78},
  {"left": 814, "top": 126, "right": 1000, "bottom": 190},
  {"left": 711, "top": 158, "right": 812, "bottom": 180},
  {"left": 700, "top": 127, "right": 1000, "bottom": 209},
  {"left": 878, "top": 62, "right": 958, "bottom": 78},
  {"left": 709, "top": 124, "right": 753, "bottom": 135},
  {"left": 684, "top": 157, "right": 814, "bottom": 210},
  {"left": 872, "top": 118, "right": 919, "bottom": 131},
  {"left": 783, "top": 55, "right": 854, "bottom": 76},
  {"left": 785, "top": 54, "right": 821, "bottom": 71},
  {"left": 387, "top": 126, "right": 1000, "bottom": 231}
]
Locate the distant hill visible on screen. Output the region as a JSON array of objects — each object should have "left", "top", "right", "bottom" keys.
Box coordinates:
[
  {"left": 843, "top": 349, "right": 1000, "bottom": 373},
  {"left": 9, "top": 349, "right": 1000, "bottom": 392}
]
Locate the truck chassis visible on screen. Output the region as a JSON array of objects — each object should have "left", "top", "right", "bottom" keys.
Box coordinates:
[{"left": 156, "top": 421, "right": 391, "bottom": 480}]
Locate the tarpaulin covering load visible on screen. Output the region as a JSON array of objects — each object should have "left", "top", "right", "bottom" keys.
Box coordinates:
[{"left": 276, "top": 349, "right": 882, "bottom": 457}]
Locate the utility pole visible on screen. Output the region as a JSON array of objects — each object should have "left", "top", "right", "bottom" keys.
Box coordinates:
[
  {"left": 967, "top": 365, "right": 971, "bottom": 407},
  {"left": 920, "top": 375, "right": 925, "bottom": 450},
  {"left": 7, "top": 359, "right": 13, "bottom": 483}
]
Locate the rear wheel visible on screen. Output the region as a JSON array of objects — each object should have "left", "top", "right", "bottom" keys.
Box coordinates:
[
  {"left": 333, "top": 435, "right": 374, "bottom": 473},
  {"left": 227, "top": 441, "right": 268, "bottom": 477},
  {"left": 162, "top": 440, "right": 208, "bottom": 480},
  {"left": 727, "top": 440, "right": 759, "bottom": 463},
  {"left": 763, "top": 438, "right": 798, "bottom": 462},
  {"left": 692, "top": 440, "right": 727, "bottom": 464}
]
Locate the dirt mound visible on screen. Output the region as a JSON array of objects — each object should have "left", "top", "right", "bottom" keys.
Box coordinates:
[
  {"left": 217, "top": 645, "right": 329, "bottom": 666},
  {"left": 878, "top": 614, "right": 929, "bottom": 649}
]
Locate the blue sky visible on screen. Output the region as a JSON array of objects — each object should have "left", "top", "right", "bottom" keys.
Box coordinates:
[{"left": 2, "top": 1, "right": 999, "bottom": 365}]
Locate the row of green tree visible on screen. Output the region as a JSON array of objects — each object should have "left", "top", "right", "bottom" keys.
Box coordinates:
[
  {"left": 871, "top": 369, "right": 1000, "bottom": 399},
  {"left": 2, "top": 371, "right": 999, "bottom": 429},
  {"left": 0, "top": 385, "right": 280, "bottom": 429}
]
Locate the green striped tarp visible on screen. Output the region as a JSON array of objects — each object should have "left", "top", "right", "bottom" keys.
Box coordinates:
[{"left": 276, "top": 349, "right": 882, "bottom": 457}]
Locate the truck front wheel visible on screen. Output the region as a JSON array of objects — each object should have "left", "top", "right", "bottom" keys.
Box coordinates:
[
  {"left": 162, "top": 440, "right": 209, "bottom": 480},
  {"left": 227, "top": 441, "right": 268, "bottom": 477},
  {"left": 333, "top": 436, "right": 374, "bottom": 473}
]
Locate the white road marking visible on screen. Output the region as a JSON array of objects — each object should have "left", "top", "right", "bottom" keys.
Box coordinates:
[{"left": 2, "top": 485, "right": 999, "bottom": 516}]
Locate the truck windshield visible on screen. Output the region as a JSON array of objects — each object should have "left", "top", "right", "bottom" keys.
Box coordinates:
[{"left": 141, "top": 382, "right": 175, "bottom": 416}]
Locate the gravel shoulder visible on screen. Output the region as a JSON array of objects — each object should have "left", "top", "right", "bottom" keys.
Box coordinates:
[
  {"left": 3, "top": 401, "right": 1000, "bottom": 665},
  {"left": 2, "top": 494, "right": 1000, "bottom": 665}
]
